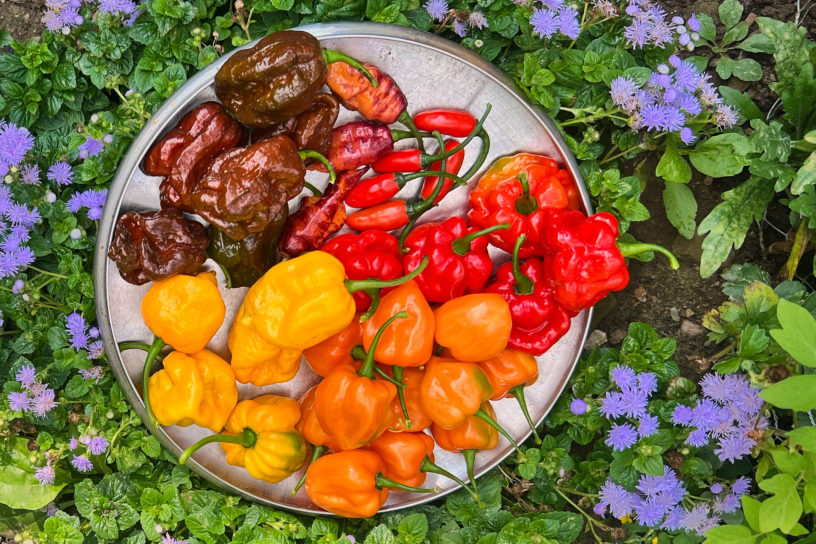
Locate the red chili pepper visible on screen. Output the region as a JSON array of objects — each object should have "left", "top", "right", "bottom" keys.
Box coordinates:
[
  {"left": 321, "top": 230, "right": 403, "bottom": 312},
  {"left": 413, "top": 109, "right": 477, "bottom": 138},
  {"left": 346, "top": 201, "right": 411, "bottom": 231},
  {"left": 322, "top": 122, "right": 395, "bottom": 172},
  {"left": 419, "top": 140, "right": 465, "bottom": 205},
  {"left": 345, "top": 169, "right": 465, "bottom": 209},
  {"left": 402, "top": 217, "right": 509, "bottom": 303}
]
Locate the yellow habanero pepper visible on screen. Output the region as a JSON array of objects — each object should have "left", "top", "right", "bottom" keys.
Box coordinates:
[
  {"left": 179, "top": 394, "right": 308, "bottom": 484},
  {"left": 148, "top": 350, "right": 238, "bottom": 432},
  {"left": 228, "top": 251, "right": 428, "bottom": 386}
]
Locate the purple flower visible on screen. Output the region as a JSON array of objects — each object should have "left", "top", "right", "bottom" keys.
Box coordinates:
[
  {"left": 715, "top": 104, "right": 738, "bottom": 128},
  {"left": 557, "top": 6, "right": 581, "bottom": 39},
  {"left": 531, "top": 9, "right": 559, "bottom": 39},
  {"left": 47, "top": 162, "right": 73, "bottom": 186},
  {"left": 673, "top": 62, "right": 701, "bottom": 92},
  {"left": 98, "top": 0, "right": 137, "bottom": 15},
  {"left": 595, "top": 480, "right": 636, "bottom": 518},
  {"left": 71, "top": 455, "right": 93, "bottom": 472},
  {"left": 661, "top": 506, "right": 685, "bottom": 530},
  {"left": 642, "top": 104, "right": 686, "bottom": 132},
  {"left": 541, "top": 0, "right": 564, "bottom": 9},
  {"left": 682, "top": 504, "right": 713, "bottom": 536},
  {"left": 637, "top": 372, "right": 657, "bottom": 395},
  {"left": 8, "top": 391, "right": 31, "bottom": 412},
  {"left": 593, "top": 0, "right": 618, "bottom": 17},
  {"left": 0, "top": 121, "right": 34, "bottom": 169},
  {"left": 66, "top": 311, "right": 89, "bottom": 351},
  {"left": 691, "top": 399, "right": 724, "bottom": 431},
  {"left": 79, "top": 366, "right": 105, "bottom": 380},
  {"left": 570, "top": 398, "right": 587, "bottom": 415},
  {"left": 12, "top": 279, "right": 24, "bottom": 293},
  {"left": 87, "top": 341, "right": 105, "bottom": 360},
  {"left": 69, "top": 437, "right": 78, "bottom": 450},
  {"left": 719, "top": 494, "right": 740, "bottom": 513},
  {"left": 634, "top": 497, "right": 665, "bottom": 526},
  {"left": 687, "top": 428, "right": 709, "bottom": 447},
  {"left": 610, "top": 365, "right": 637, "bottom": 389},
  {"left": 610, "top": 76, "right": 641, "bottom": 114},
  {"left": 35, "top": 464, "right": 56, "bottom": 486},
  {"left": 672, "top": 404, "right": 693, "bottom": 425},
  {"left": 710, "top": 483, "right": 723, "bottom": 494},
  {"left": 714, "top": 433, "right": 754, "bottom": 463},
  {"left": 468, "top": 12, "right": 487, "bottom": 29},
  {"left": 638, "top": 414, "right": 659, "bottom": 437},
  {"left": 42, "top": 0, "right": 83, "bottom": 33},
  {"left": 606, "top": 422, "right": 638, "bottom": 451},
  {"left": 16, "top": 363, "right": 37, "bottom": 387},
  {"left": 732, "top": 476, "right": 751, "bottom": 496},
  {"left": 32, "top": 388, "right": 57, "bottom": 417},
  {"left": 161, "top": 534, "right": 186, "bottom": 544},
  {"left": 624, "top": 19, "right": 650, "bottom": 48},
  {"left": 453, "top": 19, "right": 467, "bottom": 37},
  {"left": 621, "top": 386, "right": 649, "bottom": 419},
  {"left": 85, "top": 436, "right": 109, "bottom": 456},
  {"left": 599, "top": 391, "right": 625, "bottom": 418},
  {"left": 423, "top": 0, "right": 448, "bottom": 22},
  {"left": 688, "top": 13, "right": 701, "bottom": 32},
  {"left": 678, "top": 93, "right": 702, "bottom": 115},
  {"left": 77, "top": 136, "right": 104, "bottom": 159}
]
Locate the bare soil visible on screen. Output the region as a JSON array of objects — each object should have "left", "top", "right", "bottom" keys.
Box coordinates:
[{"left": 0, "top": 0, "right": 44, "bottom": 42}]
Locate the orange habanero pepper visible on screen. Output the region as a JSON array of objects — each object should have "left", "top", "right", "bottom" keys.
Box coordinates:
[
  {"left": 434, "top": 293, "right": 512, "bottom": 362},
  {"left": 478, "top": 349, "right": 542, "bottom": 443},
  {"left": 383, "top": 366, "right": 432, "bottom": 432},
  {"left": 432, "top": 402, "right": 500, "bottom": 487},
  {"left": 303, "top": 314, "right": 364, "bottom": 377}
]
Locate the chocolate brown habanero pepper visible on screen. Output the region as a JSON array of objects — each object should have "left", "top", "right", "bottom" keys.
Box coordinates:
[
  {"left": 215, "top": 30, "right": 376, "bottom": 128},
  {"left": 189, "top": 135, "right": 305, "bottom": 241},
  {"left": 253, "top": 93, "right": 340, "bottom": 157},
  {"left": 141, "top": 102, "right": 245, "bottom": 212},
  {"left": 108, "top": 208, "right": 209, "bottom": 285}
]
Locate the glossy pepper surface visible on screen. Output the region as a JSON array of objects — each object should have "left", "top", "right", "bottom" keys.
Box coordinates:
[
  {"left": 278, "top": 168, "right": 367, "bottom": 258},
  {"left": 228, "top": 316, "right": 303, "bottom": 386},
  {"left": 206, "top": 207, "right": 287, "bottom": 288},
  {"left": 321, "top": 230, "right": 403, "bottom": 312},
  {"left": 476, "top": 348, "right": 541, "bottom": 442},
  {"left": 324, "top": 121, "right": 394, "bottom": 172},
  {"left": 108, "top": 208, "right": 209, "bottom": 285},
  {"left": 141, "top": 271, "right": 225, "bottom": 354},
  {"left": 253, "top": 92, "right": 340, "bottom": 155},
  {"left": 433, "top": 294, "right": 512, "bottom": 362},
  {"left": 190, "top": 136, "right": 305, "bottom": 241},
  {"left": 366, "top": 431, "right": 435, "bottom": 488},
  {"left": 467, "top": 154, "right": 581, "bottom": 258},
  {"left": 304, "top": 450, "right": 390, "bottom": 517},
  {"left": 402, "top": 217, "right": 504, "bottom": 303},
  {"left": 148, "top": 350, "right": 238, "bottom": 432},
  {"left": 297, "top": 386, "right": 342, "bottom": 451},
  {"left": 303, "top": 316, "right": 363, "bottom": 377},
  {"left": 344, "top": 168, "right": 464, "bottom": 209},
  {"left": 142, "top": 102, "right": 245, "bottom": 212},
  {"left": 485, "top": 235, "right": 571, "bottom": 355},
  {"left": 413, "top": 109, "right": 477, "bottom": 138},
  {"left": 214, "top": 31, "right": 328, "bottom": 127},
  {"left": 431, "top": 402, "right": 499, "bottom": 453},
  {"left": 363, "top": 281, "right": 434, "bottom": 367},
  {"left": 419, "top": 139, "right": 465, "bottom": 205},
  {"left": 384, "top": 366, "right": 432, "bottom": 432},
  {"left": 419, "top": 357, "right": 493, "bottom": 429},
  {"left": 327, "top": 61, "right": 407, "bottom": 124}
]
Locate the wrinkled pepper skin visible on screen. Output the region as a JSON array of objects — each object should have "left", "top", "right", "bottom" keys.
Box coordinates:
[
  {"left": 303, "top": 315, "right": 363, "bottom": 377},
  {"left": 206, "top": 207, "right": 288, "bottom": 288},
  {"left": 227, "top": 316, "right": 303, "bottom": 386},
  {"left": 305, "top": 450, "right": 389, "bottom": 518},
  {"left": 540, "top": 210, "right": 629, "bottom": 314},
  {"left": 477, "top": 349, "right": 538, "bottom": 400},
  {"left": 108, "top": 208, "right": 209, "bottom": 285},
  {"left": 431, "top": 402, "right": 499, "bottom": 452},
  {"left": 190, "top": 136, "right": 305, "bottom": 241},
  {"left": 419, "top": 357, "right": 493, "bottom": 429},
  {"left": 367, "top": 431, "right": 435, "bottom": 488},
  {"left": 148, "top": 350, "right": 238, "bottom": 432},
  {"left": 321, "top": 230, "right": 404, "bottom": 312},
  {"left": 296, "top": 386, "right": 342, "bottom": 451},
  {"left": 221, "top": 395, "right": 308, "bottom": 484},
  {"left": 324, "top": 122, "right": 394, "bottom": 172},
  {"left": 434, "top": 294, "right": 512, "bottom": 362},
  {"left": 402, "top": 217, "right": 494, "bottom": 303},
  {"left": 384, "top": 366, "right": 432, "bottom": 433},
  {"left": 327, "top": 62, "right": 407, "bottom": 124},
  {"left": 254, "top": 93, "right": 340, "bottom": 156},
  {"left": 141, "top": 271, "right": 225, "bottom": 354},
  {"left": 485, "top": 258, "right": 571, "bottom": 355},
  {"left": 467, "top": 154, "right": 581, "bottom": 258},
  {"left": 314, "top": 363, "right": 397, "bottom": 451},
  {"left": 215, "top": 31, "right": 327, "bottom": 127},
  {"left": 362, "top": 281, "right": 434, "bottom": 367},
  {"left": 278, "top": 168, "right": 368, "bottom": 258},
  {"left": 141, "top": 102, "right": 245, "bottom": 212}
]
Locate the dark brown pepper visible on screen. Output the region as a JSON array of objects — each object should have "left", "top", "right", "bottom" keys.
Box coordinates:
[
  {"left": 252, "top": 92, "right": 339, "bottom": 156},
  {"left": 190, "top": 135, "right": 305, "bottom": 240},
  {"left": 214, "top": 30, "right": 327, "bottom": 127},
  {"left": 107, "top": 208, "right": 209, "bottom": 285}
]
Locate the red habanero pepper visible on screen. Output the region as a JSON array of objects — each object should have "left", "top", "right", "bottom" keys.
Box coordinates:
[
  {"left": 540, "top": 209, "right": 679, "bottom": 314},
  {"left": 419, "top": 139, "right": 466, "bottom": 205},
  {"left": 321, "top": 230, "right": 404, "bottom": 312},
  {"left": 345, "top": 168, "right": 466, "bottom": 209},
  {"left": 467, "top": 153, "right": 582, "bottom": 258},
  {"left": 413, "top": 109, "right": 477, "bottom": 138},
  {"left": 402, "top": 217, "right": 510, "bottom": 303},
  {"left": 485, "top": 234, "right": 572, "bottom": 356}
]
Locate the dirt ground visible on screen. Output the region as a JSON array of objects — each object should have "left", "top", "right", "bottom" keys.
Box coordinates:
[{"left": 0, "top": 0, "right": 43, "bottom": 42}]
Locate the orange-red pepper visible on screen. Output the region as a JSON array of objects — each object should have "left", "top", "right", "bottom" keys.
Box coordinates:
[
  {"left": 383, "top": 366, "right": 432, "bottom": 432},
  {"left": 296, "top": 386, "right": 341, "bottom": 452},
  {"left": 432, "top": 402, "right": 500, "bottom": 486},
  {"left": 433, "top": 294, "right": 512, "bottom": 362},
  {"left": 303, "top": 314, "right": 363, "bottom": 377},
  {"left": 478, "top": 349, "right": 541, "bottom": 443}
]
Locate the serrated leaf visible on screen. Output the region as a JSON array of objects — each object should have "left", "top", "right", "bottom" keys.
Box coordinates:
[
  {"left": 663, "top": 182, "right": 697, "bottom": 239},
  {"left": 760, "top": 375, "right": 816, "bottom": 411}
]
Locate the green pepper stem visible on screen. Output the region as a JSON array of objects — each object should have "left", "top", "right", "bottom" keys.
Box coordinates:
[
  {"left": 456, "top": 129, "right": 490, "bottom": 185},
  {"left": 398, "top": 110, "right": 425, "bottom": 153},
  {"left": 514, "top": 171, "right": 537, "bottom": 215},
  {"left": 451, "top": 223, "right": 510, "bottom": 256},
  {"left": 392, "top": 366, "right": 412, "bottom": 429},
  {"left": 474, "top": 408, "right": 525, "bottom": 457},
  {"left": 373, "top": 366, "right": 405, "bottom": 388},
  {"left": 510, "top": 385, "right": 541, "bottom": 445},
  {"left": 419, "top": 103, "right": 492, "bottom": 169},
  {"left": 462, "top": 449, "right": 478, "bottom": 492},
  {"left": 616, "top": 241, "right": 680, "bottom": 270},
  {"left": 299, "top": 150, "right": 336, "bottom": 185},
  {"left": 216, "top": 262, "right": 233, "bottom": 289},
  {"left": 399, "top": 170, "right": 468, "bottom": 186},
  {"left": 359, "top": 289, "right": 381, "bottom": 323},
  {"left": 375, "top": 473, "right": 435, "bottom": 493},
  {"left": 511, "top": 234, "right": 534, "bottom": 296},
  {"left": 345, "top": 255, "right": 428, "bottom": 293},
  {"left": 350, "top": 345, "right": 366, "bottom": 361},
  {"left": 391, "top": 129, "right": 433, "bottom": 142},
  {"left": 291, "top": 445, "right": 326, "bottom": 495},
  {"left": 322, "top": 49, "right": 378, "bottom": 88},
  {"left": 141, "top": 336, "right": 165, "bottom": 428},
  {"left": 119, "top": 341, "right": 165, "bottom": 363},
  {"left": 357, "top": 311, "right": 408, "bottom": 379},
  {"left": 398, "top": 133, "right": 448, "bottom": 251},
  {"left": 420, "top": 456, "right": 479, "bottom": 501},
  {"left": 303, "top": 181, "right": 322, "bottom": 196},
  {"left": 351, "top": 344, "right": 401, "bottom": 386},
  {"left": 179, "top": 428, "right": 257, "bottom": 465}
]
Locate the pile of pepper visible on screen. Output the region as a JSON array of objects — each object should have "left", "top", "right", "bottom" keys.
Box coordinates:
[{"left": 109, "top": 29, "right": 679, "bottom": 517}]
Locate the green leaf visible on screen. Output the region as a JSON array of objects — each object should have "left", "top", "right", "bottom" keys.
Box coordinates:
[
  {"left": 42, "top": 513, "right": 84, "bottom": 544},
  {"left": 717, "top": 55, "right": 735, "bottom": 79},
  {"left": 771, "top": 447, "right": 806, "bottom": 476},
  {"left": 762, "top": 535, "right": 788, "bottom": 544},
  {"left": 689, "top": 133, "right": 751, "bottom": 177},
  {"left": 787, "top": 427, "right": 816, "bottom": 452},
  {"left": 731, "top": 58, "right": 763, "bottom": 81},
  {"left": 719, "top": 86, "right": 763, "bottom": 121},
  {"left": 719, "top": 0, "right": 744, "bottom": 30},
  {"left": 696, "top": 13, "right": 717, "bottom": 42},
  {"left": 656, "top": 141, "right": 692, "bottom": 183},
  {"left": 738, "top": 33, "right": 776, "bottom": 53},
  {"left": 804, "top": 482, "right": 816, "bottom": 513},
  {"left": 723, "top": 21, "right": 749, "bottom": 46},
  {"left": 770, "top": 299, "right": 816, "bottom": 367},
  {"left": 793, "top": 151, "right": 816, "bottom": 195},
  {"left": 663, "top": 182, "right": 698, "bottom": 239},
  {"left": 698, "top": 176, "right": 775, "bottom": 277},
  {"left": 397, "top": 513, "right": 428, "bottom": 544},
  {"left": 365, "top": 524, "right": 396, "bottom": 544},
  {"left": 749, "top": 119, "right": 791, "bottom": 162},
  {"left": 0, "top": 465, "right": 65, "bottom": 510},
  {"left": 703, "top": 525, "right": 755, "bottom": 544},
  {"left": 633, "top": 454, "right": 663, "bottom": 475},
  {"left": 760, "top": 375, "right": 816, "bottom": 411},
  {"left": 758, "top": 473, "right": 803, "bottom": 533},
  {"left": 741, "top": 496, "right": 761, "bottom": 532},
  {"left": 782, "top": 62, "right": 816, "bottom": 139}
]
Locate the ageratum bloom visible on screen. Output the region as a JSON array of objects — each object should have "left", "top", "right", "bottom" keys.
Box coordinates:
[{"left": 423, "top": 0, "right": 448, "bottom": 21}]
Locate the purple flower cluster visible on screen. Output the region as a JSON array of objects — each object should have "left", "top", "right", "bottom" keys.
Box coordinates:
[
  {"left": 610, "top": 55, "right": 736, "bottom": 144},
  {"left": 35, "top": 463, "right": 57, "bottom": 486},
  {"left": 672, "top": 373, "right": 766, "bottom": 463},
  {"left": 6, "top": 364, "right": 58, "bottom": 418},
  {"left": 0, "top": 186, "right": 39, "bottom": 280},
  {"left": 530, "top": 1, "right": 581, "bottom": 40},
  {"left": 597, "top": 366, "right": 659, "bottom": 451},
  {"left": 622, "top": 0, "right": 700, "bottom": 50},
  {"left": 65, "top": 311, "right": 105, "bottom": 360},
  {"left": 98, "top": 0, "right": 138, "bottom": 15},
  {"left": 42, "top": 0, "right": 83, "bottom": 34},
  {"left": 0, "top": 121, "right": 34, "bottom": 177},
  {"left": 593, "top": 0, "right": 619, "bottom": 17},
  {"left": 78, "top": 136, "right": 104, "bottom": 160},
  {"left": 423, "top": 0, "right": 448, "bottom": 22},
  {"left": 47, "top": 161, "right": 73, "bottom": 186},
  {"left": 162, "top": 534, "right": 187, "bottom": 544},
  {"left": 67, "top": 188, "right": 108, "bottom": 220}
]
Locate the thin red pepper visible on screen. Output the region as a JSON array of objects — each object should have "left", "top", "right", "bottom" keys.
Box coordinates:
[
  {"left": 419, "top": 139, "right": 465, "bottom": 205},
  {"left": 413, "top": 109, "right": 477, "bottom": 138},
  {"left": 345, "top": 169, "right": 466, "bottom": 209}
]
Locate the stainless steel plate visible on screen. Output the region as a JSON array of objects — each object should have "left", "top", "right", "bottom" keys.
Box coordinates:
[{"left": 93, "top": 22, "right": 593, "bottom": 515}]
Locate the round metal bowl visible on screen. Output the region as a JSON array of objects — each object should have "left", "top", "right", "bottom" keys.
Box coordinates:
[{"left": 93, "top": 21, "right": 593, "bottom": 515}]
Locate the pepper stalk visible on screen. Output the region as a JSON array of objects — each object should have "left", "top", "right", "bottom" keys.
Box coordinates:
[
  {"left": 344, "top": 255, "right": 429, "bottom": 321},
  {"left": 178, "top": 428, "right": 257, "bottom": 465}
]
